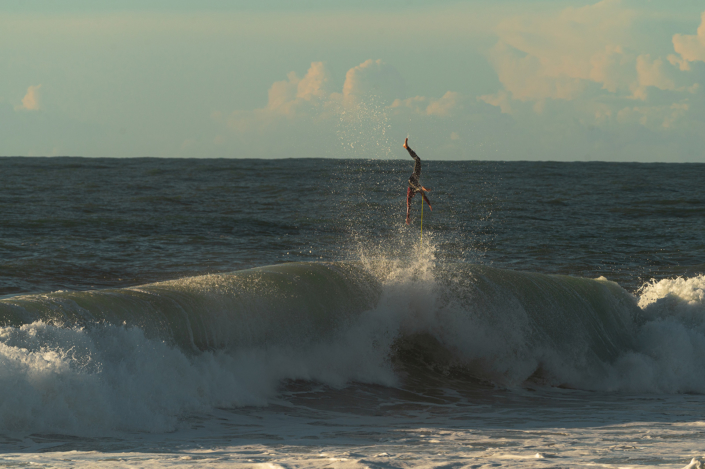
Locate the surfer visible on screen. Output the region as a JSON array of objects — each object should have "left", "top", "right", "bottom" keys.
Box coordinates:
[{"left": 404, "top": 138, "right": 432, "bottom": 225}]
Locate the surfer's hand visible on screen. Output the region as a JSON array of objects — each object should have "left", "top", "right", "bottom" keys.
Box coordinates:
[{"left": 422, "top": 186, "right": 430, "bottom": 192}]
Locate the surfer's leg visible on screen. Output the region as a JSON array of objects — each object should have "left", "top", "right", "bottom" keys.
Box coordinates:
[
  {"left": 404, "top": 138, "right": 421, "bottom": 162},
  {"left": 421, "top": 191, "right": 432, "bottom": 211}
]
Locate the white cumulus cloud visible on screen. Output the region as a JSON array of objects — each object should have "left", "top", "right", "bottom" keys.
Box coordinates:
[
  {"left": 673, "top": 12, "right": 705, "bottom": 66},
  {"left": 214, "top": 59, "right": 464, "bottom": 159},
  {"left": 15, "top": 84, "right": 41, "bottom": 111},
  {"left": 481, "top": 0, "right": 701, "bottom": 130},
  {"left": 340, "top": 59, "right": 406, "bottom": 107},
  {"left": 223, "top": 59, "right": 454, "bottom": 133},
  {"left": 391, "top": 91, "right": 461, "bottom": 117}
]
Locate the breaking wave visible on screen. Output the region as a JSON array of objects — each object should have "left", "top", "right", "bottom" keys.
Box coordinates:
[{"left": 0, "top": 259, "right": 704, "bottom": 434}]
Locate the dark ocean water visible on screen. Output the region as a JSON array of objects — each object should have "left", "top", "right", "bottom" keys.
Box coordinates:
[
  {"left": 2, "top": 157, "right": 704, "bottom": 296},
  {"left": 2, "top": 157, "right": 705, "bottom": 467}
]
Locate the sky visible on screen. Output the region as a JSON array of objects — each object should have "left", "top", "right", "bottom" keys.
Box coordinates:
[{"left": 2, "top": 0, "right": 705, "bottom": 161}]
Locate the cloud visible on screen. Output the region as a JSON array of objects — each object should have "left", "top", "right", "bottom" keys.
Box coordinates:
[
  {"left": 487, "top": 0, "right": 639, "bottom": 102},
  {"left": 224, "top": 59, "right": 453, "bottom": 133},
  {"left": 481, "top": 0, "right": 702, "bottom": 131},
  {"left": 225, "top": 62, "right": 335, "bottom": 132},
  {"left": 672, "top": 12, "right": 705, "bottom": 65},
  {"left": 341, "top": 59, "right": 406, "bottom": 106},
  {"left": 425, "top": 91, "right": 461, "bottom": 117},
  {"left": 213, "top": 49, "right": 703, "bottom": 162},
  {"left": 616, "top": 101, "right": 690, "bottom": 129},
  {"left": 588, "top": 45, "right": 636, "bottom": 93},
  {"left": 265, "top": 61, "right": 331, "bottom": 116},
  {"left": 215, "top": 59, "right": 470, "bottom": 159},
  {"left": 478, "top": 90, "right": 513, "bottom": 114},
  {"left": 15, "top": 85, "right": 41, "bottom": 111},
  {"left": 633, "top": 54, "right": 679, "bottom": 100},
  {"left": 488, "top": 41, "right": 587, "bottom": 103},
  {"left": 390, "top": 91, "right": 461, "bottom": 117}
]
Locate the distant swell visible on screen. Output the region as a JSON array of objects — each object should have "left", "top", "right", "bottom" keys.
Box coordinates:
[{"left": 1, "top": 261, "right": 704, "bottom": 434}]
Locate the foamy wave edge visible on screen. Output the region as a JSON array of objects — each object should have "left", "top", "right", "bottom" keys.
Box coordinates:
[{"left": 1, "top": 263, "right": 704, "bottom": 434}]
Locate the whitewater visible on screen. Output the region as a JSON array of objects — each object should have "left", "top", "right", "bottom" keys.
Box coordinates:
[{"left": 1, "top": 157, "right": 704, "bottom": 467}]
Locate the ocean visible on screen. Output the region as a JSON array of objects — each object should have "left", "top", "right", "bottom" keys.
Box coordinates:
[{"left": 1, "top": 156, "right": 704, "bottom": 468}]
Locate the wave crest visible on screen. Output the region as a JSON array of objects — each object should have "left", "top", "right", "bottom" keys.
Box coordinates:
[{"left": 1, "top": 263, "right": 704, "bottom": 434}]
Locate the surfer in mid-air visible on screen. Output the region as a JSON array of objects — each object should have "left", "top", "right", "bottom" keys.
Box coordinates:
[{"left": 404, "top": 138, "right": 432, "bottom": 225}]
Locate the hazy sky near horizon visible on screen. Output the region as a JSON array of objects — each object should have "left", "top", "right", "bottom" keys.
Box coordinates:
[{"left": 2, "top": 0, "right": 705, "bottom": 161}]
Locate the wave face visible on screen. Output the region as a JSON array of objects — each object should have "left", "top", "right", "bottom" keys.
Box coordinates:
[
  {"left": 0, "top": 263, "right": 381, "bottom": 352},
  {"left": 1, "top": 261, "right": 704, "bottom": 434}
]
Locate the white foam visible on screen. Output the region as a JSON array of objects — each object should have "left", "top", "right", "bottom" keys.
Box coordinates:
[
  {"left": 0, "top": 312, "right": 401, "bottom": 435},
  {"left": 3, "top": 260, "right": 705, "bottom": 435},
  {"left": 603, "top": 275, "right": 705, "bottom": 393},
  {"left": 0, "top": 322, "right": 275, "bottom": 434}
]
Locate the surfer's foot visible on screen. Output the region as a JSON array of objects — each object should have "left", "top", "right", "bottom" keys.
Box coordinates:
[{"left": 403, "top": 138, "right": 408, "bottom": 149}]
